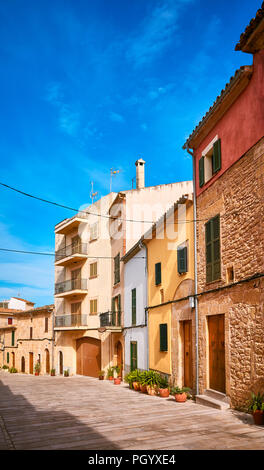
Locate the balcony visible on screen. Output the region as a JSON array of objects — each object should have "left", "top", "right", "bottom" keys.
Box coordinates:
[
  {"left": 99, "top": 311, "right": 122, "bottom": 332},
  {"left": 55, "top": 242, "right": 88, "bottom": 266},
  {"left": 55, "top": 214, "right": 88, "bottom": 235},
  {"left": 54, "top": 278, "right": 88, "bottom": 298},
  {"left": 54, "top": 314, "right": 88, "bottom": 330}
]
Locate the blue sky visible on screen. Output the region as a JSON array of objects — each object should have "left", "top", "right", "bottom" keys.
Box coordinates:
[{"left": 0, "top": 0, "right": 261, "bottom": 306}]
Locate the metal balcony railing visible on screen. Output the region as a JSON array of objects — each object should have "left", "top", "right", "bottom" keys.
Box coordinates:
[
  {"left": 55, "top": 314, "right": 88, "bottom": 327},
  {"left": 55, "top": 278, "right": 88, "bottom": 294},
  {"left": 99, "top": 311, "right": 122, "bottom": 328},
  {"left": 55, "top": 242, "right": 88, "bottom": 261}
]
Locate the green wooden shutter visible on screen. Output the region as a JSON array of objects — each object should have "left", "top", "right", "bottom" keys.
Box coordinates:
[
  {"left": 213, "top": 139, "right": 221, "bottom": 173},
  {"left": 11, "top": 331, "right": 15, "bottom": 346},
  {"left": 160, "top": 323, "right": 168, "bottom": 351},
  {"left": 117, "top": 294, "right": 121, "bottom": 325},
  {"left": 205, "top": 215, "right": 221, "bottom": 282},
  {"left": 7, "top": 352, "right": 9, "bottom": 363},
  {"left": 114, "top": 253, "right": 120, "bottom": 284},
  {"left": 199, "top": 156, "right": 205, "bottom": 187},
  {"left": 130, "top": 342, "right": 137, "bottom": 371},
  {"left": 155, "top": 262, "right": 161, "bottom": 285},
  {"left": 111, "top": 297, "right": 115, "bottom": 326},
  {"left": 177, "top": 247, "right": 187, "bottom": 274},
  {"left": 131, "top": 288, "right": 136, "bottom": 325}
]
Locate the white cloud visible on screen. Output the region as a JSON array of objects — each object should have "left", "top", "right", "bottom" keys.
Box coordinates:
[{"left": 109, "top": 111, "right": 125, "bottom": 123}]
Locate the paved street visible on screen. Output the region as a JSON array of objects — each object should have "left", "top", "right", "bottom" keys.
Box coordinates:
[{"left": 0, "top": 371, "right": 264, "bottom": 450}]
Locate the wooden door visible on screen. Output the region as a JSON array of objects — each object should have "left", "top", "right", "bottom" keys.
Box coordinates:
[
  {"left": 183, "top": 320, "right": 193, "bottom": 388},
  {"left": 130, "top": 341, "right": 137, "bottom": 371},
  {"left": 45, "top": 349, "right": 50, "bottom": 374},
  {"left": 21, "top": 356, "right": 25, "bottom": 373},
  {"left": 208, "top": 314, "right": 225, "bottom": 393},
  {"left": 11, "top": 352, "right": 15, "bottom": 368},
  {"left": 29, "top": 352, "right": 33, "bottom": 374},
  {"left": 71, "top": 268, "right": 81, "bottom": 290},
  {"left": 59, "top": 351, "right": 63, "bottom": 375},
  {"left": 76, "top": 337, "right": 101, "bottom": 377},
  {"left": 72, "top": 235, "right": 81, "bottom": 254},
  {"left": 116, "top": 341, "right": 123, "bottom": 378}
]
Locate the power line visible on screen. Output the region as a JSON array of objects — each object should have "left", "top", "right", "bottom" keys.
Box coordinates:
[{"left": 0, "top": 247, "right": 146, "bottom": 259}]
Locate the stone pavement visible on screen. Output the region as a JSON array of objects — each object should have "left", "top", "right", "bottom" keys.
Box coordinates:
[{"left": 0, "top": 371, "right": 264, "bottom": 450}]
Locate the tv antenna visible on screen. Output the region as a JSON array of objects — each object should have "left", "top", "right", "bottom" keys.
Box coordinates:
[
  {"left": 90, "top": 181, "right": 98, "bottom": 204},
  {"left": 110, "top": 168, "right": 120, "bottom": 192}
]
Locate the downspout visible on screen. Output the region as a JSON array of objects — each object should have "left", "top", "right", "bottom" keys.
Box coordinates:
[
  {"left": 51, "top": 308, "right": 55, "bottom": 371},
  {"left": 139, "top": 240, "right": 149, "bottom": 370},
  {"left": 187, "top": 146, "right": 199, "bottom": 396}
]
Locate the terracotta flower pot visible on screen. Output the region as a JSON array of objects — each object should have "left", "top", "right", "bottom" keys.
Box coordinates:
[
  {"left": 159, "top": 388, "right": 170, "bottom": 398},
  {"left": 51, "top": 372, "right": 55, "bottom": 376},
  {"left": 99, "top": 376, "right": 104, "bottom": 380},
  {"left": 35, "top": 372, "right": 39, "bottom": 376},
  {"left": 108, "top": 376, "right": 113, "bottom": 380},
  {"left": 133, "top": 381, "right": 140, "bottom": 391},
  {"left": 114, "top": 378, "right": 121, "bottom": 385},
  {"left": 147, "top": 385, "right": 157, "bottom": 396},
  {"left": 140, "top": 384, "right": 147, "bottom": 393},
  {"left": 175, "top": 392, "right": 187, "bottom": 402},
  {"left": 253, "top": 410, "right": 264, "bottom": 425}
]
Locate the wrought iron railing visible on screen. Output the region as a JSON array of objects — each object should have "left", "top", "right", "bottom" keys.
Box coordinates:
[
  {"left": 55, "top": 278, "right": 88, "bottom": 294},
  {"left": 99, "top": 311, "right": 122, "bottom": 328},
  {"left": 55, "top": 242, "right": 88, "bottom": 261},
  {"left": 55, "top": 314, "right": 88, "bottom": 327}
]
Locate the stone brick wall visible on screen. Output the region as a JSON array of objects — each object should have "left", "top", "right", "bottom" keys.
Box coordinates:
[{"left": 196, "top": 137, "right": 264, "bottom": 408}]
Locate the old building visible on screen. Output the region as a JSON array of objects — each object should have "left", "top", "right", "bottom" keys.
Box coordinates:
[
  {"left": 183, "top": 4, "right": 264, "bottom": 408},
  {"left": 0, "top": 303, "right": 54, "bottom": 374}
]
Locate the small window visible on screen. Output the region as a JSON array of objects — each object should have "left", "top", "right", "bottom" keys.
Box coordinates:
[
  {"left": 177, "top": 246, "right": 188, "bottom": 274},
  {"left": 90, "top": 262, "right": 98, "bottom": 278},
  {"left": 0, "top": 302, "right": 9, "bottom": 309},
  {"left": 199, "top": 138, "right": 221, "bottom": 187},
  {"left": 90, "top": 299, "right": 98, "bottom": 315},
  {"left": 8, "top": 318, "right": 13, "bottom": 325},
  {"left": 30, "top": 327, "right": 33, "bottom": 339},
  {"left": 160, "top": 324, "right": 168, "bottom": 352},
  {"left": 155, "top": 262, "right": 161, "bottom": 285},
  {"left": 44, "top": 317, "right": 49, "bottom": 333},
  {"left": 114, "top": 253, "right": 120, "bottom": 285},
  {"left": 131, "top": 288, "right": 136, "bottom": 326},
  {"left": 90, "top": 223, "right": 98, "bottom": 241},
  {"left": 11, "top": 331, "right": 15, "bottom": 346}
]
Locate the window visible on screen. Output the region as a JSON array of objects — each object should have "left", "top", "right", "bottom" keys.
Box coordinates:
[
  {"left": 160, "top": 324, "right": 168, "bottom": 352},
  {"left": 0, "top": 302, "right": 8, "bottom": 309},
  {"left": 7, "top": 352, "right": 9, "bottom": 363},
  {"left": 131, "top": 288, "right": 136, "bottom": 325},
  {"left": 112, "top": 295, "right": 121, "bottom": 326},
  {"left": 205, "top": 215, "right": 221, "bottom": 283},
  {"left": 71, "top": 235, "right": 81, "bottom": 253},
  {"left": 30, "top": 327, "right": 33, "bottom": 339},
  {"left": 130, "top": 341, "right": 137, "bottom": 371},
  {"left": 11, "top": 331, "right": 15, "bottom": 346},
  {"left": 177, "top": 246, "right": 188, "bottom": 274},
  {"left": 226, "top": 266, "right": 234, "bottom": 283},
  {"left": 90, "top": 223, "right": 98, "bottom": 241},
  {"left": 44, "top": 317, "right": 49, "bottom": 333},
  {"left": 114, "top": 253, "right": 120, "bottom": 285},
  {"left": 90, "top": 299, "right": 98, "bottom": 315},
  {"left": 71, "top": 302, "right": 81, "bottom": 314},
  {"left": 90, "top": 262, "right": 98, "bottom": 278},
  {"left": 8, "top": 318, "right": 13, "bottom": 325},
  {"left": 155, "top": 262, "right": 161, "bottom": 285},
  {"left": 199, "top": 138, "right": 221, "bottom": 187}
]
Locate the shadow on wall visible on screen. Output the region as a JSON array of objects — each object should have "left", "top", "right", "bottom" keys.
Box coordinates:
[{"left": 0, "top": 377, "right": 120, "bottom": 450}]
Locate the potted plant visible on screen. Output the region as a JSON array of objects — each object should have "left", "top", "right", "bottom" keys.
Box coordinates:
[
  {"left": 113, "top": 366, "right": 121, "bottom": 384},
  {"left": 98, "top": 370, "right": 105, "bottom": 380},
  {"left": 139, "top": 371, "right": 148, "bottom": 393},
  {"left": 34, "top": 362, "right": 41, "bottom": 376},
  {"left": 171, "top": 386, "right": 190, "bottom": 402},
  {"left": 144, "top": 371, "right": 160, "bottom": 396},
  {"left": 131, "top": 370, "right": 142, "bottom": 391},
  {"left": 158, "top": 376, "right": 170, "bottom": 398},
  {"left": 2, "top": 365, "right": 9, "bottom": 372},
  {"left": 8, "top": 367, "right": 18, "bottom": 373},
  {"left": 107, "top": 367, "right": 114, "bottom": 380},
  {"left": 248, "top": 392, "right": 264, "bottom": 425},
  {"left": 64, "top": 369, "right": 69, "bottom": 377},
  {"left": 124, "top": 372, "right": 134, "bottom": 389},
  {"left": 50, "top": 369, "right": 56, "bottom": 376}
]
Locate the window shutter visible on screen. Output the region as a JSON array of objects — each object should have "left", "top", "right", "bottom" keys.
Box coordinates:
[
  {"left": 7, "top": 352, "right": 9, "bottom": 363},
  {"left": 213, "top": 139, "right": 221, "bottom": 173},
  {"left": 131, "top": 288, "right": 136, "bottom": 325},
  {"left": 160, "top": 323, "right": 168, "bottom": 352},
  {"left": 199, "top": 156, "right": 205, "bottom": 187},
  {"left": 12, "top": 331, "right": 15, "bottom": 346},
  {"left": 205, "top": 215, "right": 221, "bottom": 283},
  {"left": 155, "top": 262, "right": 161, "bottom": 285},
  {"left": 177, "top": 247, "right": 187, "bottom": 274},
  {"left": 130, "top": 342, "right": 137, "bottom": 371}
]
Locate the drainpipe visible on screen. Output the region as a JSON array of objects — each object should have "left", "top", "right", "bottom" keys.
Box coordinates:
[
  {"left": 187, "top": 146, "right": 199, "bottom": 397},
  {"left": 51, "top": 308, "right": 55, "bottom": 371},
  {"left": 140, "top": 241, "right": 149, "bottom": 370}
]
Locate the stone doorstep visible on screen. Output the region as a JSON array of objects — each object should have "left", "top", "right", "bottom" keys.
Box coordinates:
[{"left": 195, "top": 389, "right": 230, "bottom": 411}]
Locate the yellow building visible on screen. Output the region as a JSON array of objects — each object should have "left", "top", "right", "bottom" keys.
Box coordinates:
[{"left": 144, "top": 194, "right": 195, "bottom": 388}]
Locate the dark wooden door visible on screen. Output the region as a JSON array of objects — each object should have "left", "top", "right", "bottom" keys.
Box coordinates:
[
  {"left": 21, "top": 356, "right": 25, "bottom": 373},
  {"left": 45, "top": 349, "right": 50, "bottom": 373},
  {"left": 208, "top": 314, "right": 225, "bottom": 393},
  {"left": 29, "top": 352, "right": 33, "bottom": 374},
  {"left": 183, "top": 320, "right": 193, "bottom": 388},
  {"left": 76, "top": 337, "right": 101, "bottom": 377},
  {"left": 59, "top": 351, "right": 63, "bottom": 375},
  {"left": 116, "top": 341, "right": 123, "bottom": 378}
]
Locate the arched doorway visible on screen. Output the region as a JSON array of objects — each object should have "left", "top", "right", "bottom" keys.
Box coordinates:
[
  {"left": 59, "top": 351, "right": 63, "bottom": 375},
  {"left": 116, "top": 341, "right": 123, "bottom": 378},
  {"left": 76, "top": 337, "right": 101, "bottom": 377},
  {"left": 45, "top": 349, "right": 50, "bottom": 374},
  {"left": 11, "top": 352, "right": 15, "bottom": 368},
  {"left": 21, "top": 356, "right": 25, "bottom": 373}
]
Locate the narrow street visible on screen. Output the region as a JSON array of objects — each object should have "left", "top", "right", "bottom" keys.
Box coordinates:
[{"left": 0, "top": 371, "right": 264, "bottom": 450}]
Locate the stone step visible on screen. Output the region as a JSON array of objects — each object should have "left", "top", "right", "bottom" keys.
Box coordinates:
[
  {"left": 204, "top": 389, "right": 230, "bottom": 404},
  {"left": 195, "top": 394, "right": 230, "bottom": 410}
]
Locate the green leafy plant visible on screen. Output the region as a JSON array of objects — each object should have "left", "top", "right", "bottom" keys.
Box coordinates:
[
  {"left": 98, "top": 370, "right": 105, "bottom": 376},
  {"left": 157, "top": 375, "right": 169, "bottom": 389},
  {"left": 9, "top": 367, "right": 18, "bottom": 373},
  {"left": 50, "top": 369, "right": 55, "bottom": 375},
  {"left": 171, "top": 386, "right": 191, "bottom": 395},
  {"left": 143, "top": 370, "right": 161, "bottom": 387},
  {"left": 34, "top": 362, "right": 41, "bottom": 373},
  {"left": 248, "top": 392, "right": 264, "bottom": 413},
  {"left": 107, "top": 367, "right": 114, "bottom": 378},
  {"left": 64, "top": 369, "right": 69, "bottom": 377},
  {"left": 2, "top": 365, "right": 9, "bottom": 369},
  {"left": 112, "top": 365, "right": 120, "bottom": 377}
]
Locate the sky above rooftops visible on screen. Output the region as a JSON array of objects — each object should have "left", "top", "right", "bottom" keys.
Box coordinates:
[{"left": 0, "top": 0, "right": 261, "bottom": 305}]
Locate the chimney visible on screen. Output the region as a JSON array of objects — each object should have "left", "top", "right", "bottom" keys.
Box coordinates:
[{"left": 135, "top": 158, "right": 145, "bottom": 189}]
